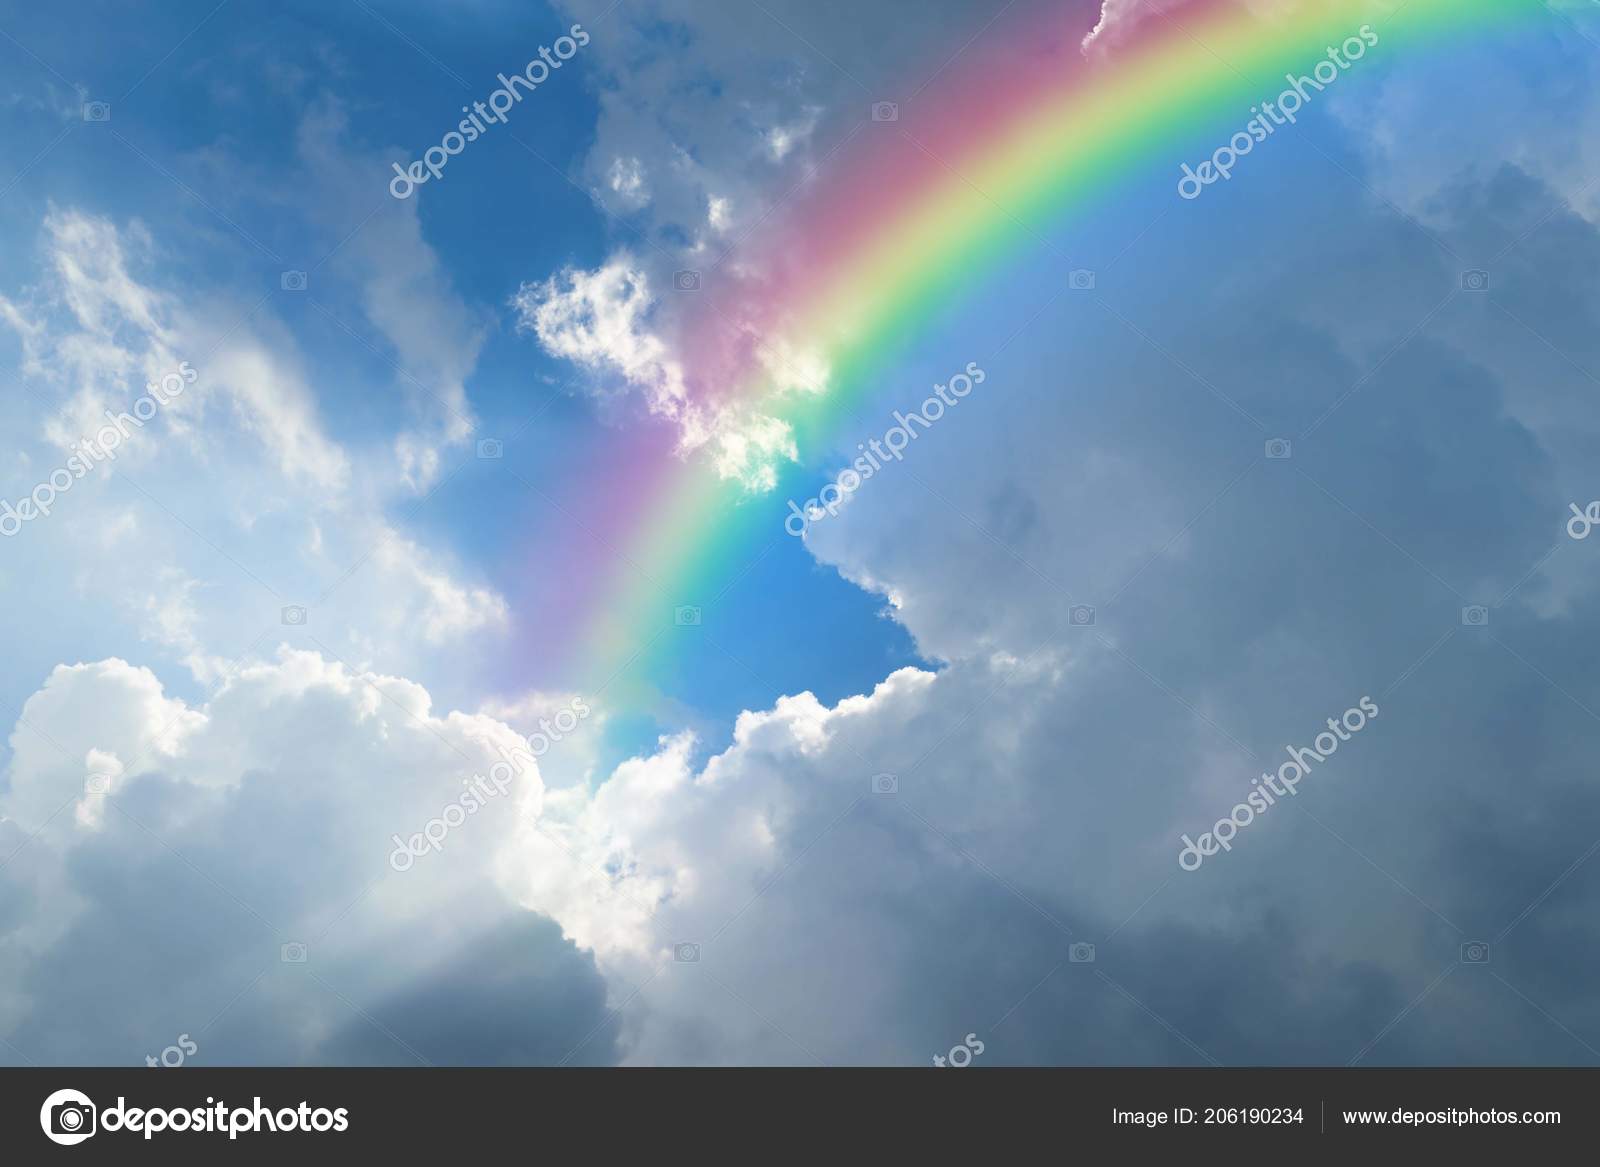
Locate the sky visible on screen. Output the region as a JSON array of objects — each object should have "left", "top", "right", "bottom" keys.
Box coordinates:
[{"left": 3, "top": 0, "right": 1600, "bottom": 1066}]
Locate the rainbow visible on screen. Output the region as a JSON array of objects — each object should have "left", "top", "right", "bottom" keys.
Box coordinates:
[{"left": 548, "top": 0, "right": 1542, "bottom": 697}]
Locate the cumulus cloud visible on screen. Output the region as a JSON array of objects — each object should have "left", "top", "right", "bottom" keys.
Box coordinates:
[
  {"left": 9, "top": 0, "right": 1600, "bottom": 1071},
  {"left": 0, "top": 650, "right": 615, "bottom": 1065},
  {"left": 484, "top": 8, "right": 1600, "bottom": 1064},
  {"left": 1331, "top": 5, "right": 1600, "bottom": 229}
]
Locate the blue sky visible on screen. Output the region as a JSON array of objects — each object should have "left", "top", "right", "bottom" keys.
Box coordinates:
[
  {"left": 4, "top": 0, "right": 1600, "bottom": 1068},
  {"left": 0, "top": 0, "right": 925, "bottom": 752}
]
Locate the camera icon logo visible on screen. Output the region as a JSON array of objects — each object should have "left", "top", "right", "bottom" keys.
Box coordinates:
[
  {"left": 85, "top": 774, "right": 113, "bottom": 795},
  {"left": 1068, "top": 268, "right": 1096, "bottom": 291},
  {"left": 1069, "top": 942, "right": 1096, "bottom": 963},
  {"left": 280, "top": 270, "right": 308, "bottom": 292},
  {"left": 281, "top": 605, "right": 307, "bottom": 626},
  {"left": 1461, "top": 269, "right": 1490, "bottom": 292},
  {"left": 674, "top": 942, "right": 701, "bottom": 963},
  {"left": 1265, "top": 438, "right": 1292, "bottom": 460},
  {"left": 674, "top": 605, "right": 702, "bottom": 627},
  {"left": 281, "top": 941, "right": 308, "bottom": 963},
  {"left": 40, "top": 1089, "right": 97, "bottom": 1145},
  {"left": 871, "top": 773, "right": 898, "bottom": 795},
  {"left": 476, "top": 438, "right": 503, "bottom": 460},
  {"left": 673, "top": 270, "right": 701, "bottom": 291},
  {"left": 82, "top": 101, "right": 111, "bottom": 123},
  {"left": 871, "top": 101, "right": 899, "bottom": 122},
  {"left": 1069, "top": 604, "right": 1096, "bottom": 627},
  {"left": 1461, "top": 605, "right": 1489, "bottom": 627},
  {"left": 1460, "top": 941, "right": 1490, "bottom": 964}
]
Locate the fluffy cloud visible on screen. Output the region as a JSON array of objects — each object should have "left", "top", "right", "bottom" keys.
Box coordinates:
[
  {"left": 486, "top": 5, "right": 1600, "bottom": 1064},
  {"left": 515, "top": 257, "right": 689, "bottom": 418},
  {"left": 511, "top": 257, "right": 801, "bottom": 488},
  {"left": 9, "top": 0, "right": 1600, "bottom": 1071},
  {"left": 0, "top": 651, "right": 615, "bottom": 1065},
  {"left": 516, "top": 0, "right": 1076, "bottom": 485}
]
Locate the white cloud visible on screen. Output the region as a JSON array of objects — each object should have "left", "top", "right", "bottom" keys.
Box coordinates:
[
  {"left": 520, "top": 0, "right": 1021, "bottom": 486},
  {"left": 1081, "top": 0, "right": 1190, "bottom": 54},
  {"left": 514, "top": 257, "right": 689, "bottom": 420},
  {"left": 763, "top": 109, "right": 819, "bottom": 162},
  {"left": 372, "top": 531, "right": 509, "bottom": 644},
  {"left": 4, "top": 209, "right": 350, "bottom": 494},
  {"left": 0, "top": 207, "right": 509, "bottom": 705},
  {"left": 0, "top": 650, "right": 616, "bottom": 1064},
  {"left": 606, "top": 156, "right": 651, "bottom": 208}
]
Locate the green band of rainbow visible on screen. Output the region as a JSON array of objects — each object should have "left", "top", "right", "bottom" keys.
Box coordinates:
[{"left": 567, "top": 0, "right": 1543, "bottom": 696}]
